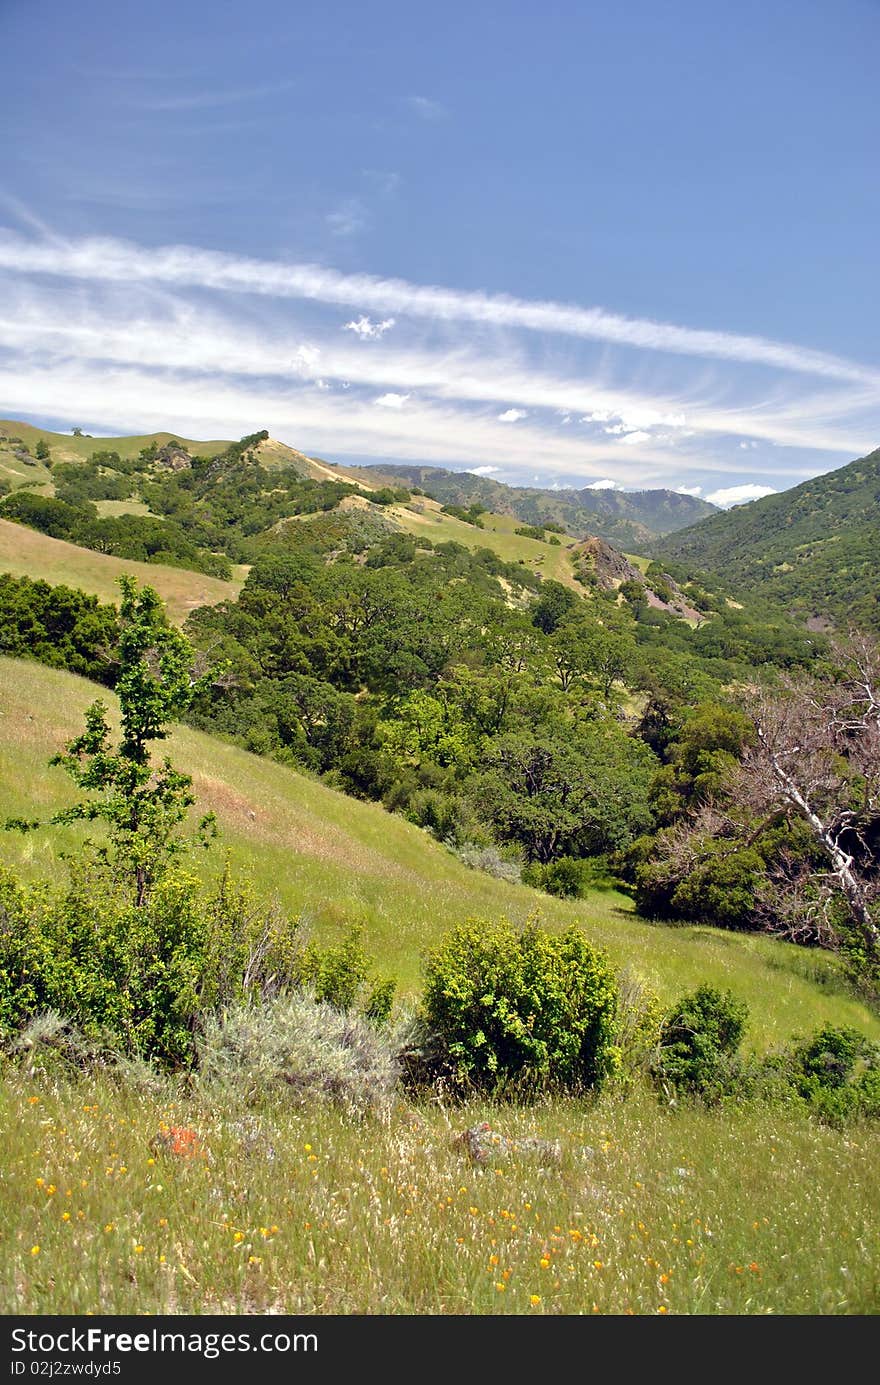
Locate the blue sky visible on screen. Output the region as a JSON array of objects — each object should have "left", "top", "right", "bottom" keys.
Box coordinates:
[{"left": 1, "top": 0, "right": 878, "bottom": 505}]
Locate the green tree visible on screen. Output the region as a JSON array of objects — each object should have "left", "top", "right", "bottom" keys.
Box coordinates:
[
  {"left": 6, "top": 577, "right": 215, "bottom": 906},
  {"left": 473, "top": 728, "right": 655, "bottom": 862},
  {"left": 34, "top": 437, "right": 50, "bottom": 461},
  {"left": 531, "top": 579, "right": 579, "bottom": 634}
]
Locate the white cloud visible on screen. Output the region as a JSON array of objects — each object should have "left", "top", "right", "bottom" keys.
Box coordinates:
[
  {"left": 739, "top": 440, "right": 759, "bottom": 450},
  {"left": 343, "top": 315, "right": 396, "bottom": 340},
  {"left": 471, "top": 465, "right": 499, "bottom": 475},
  {"left": 406, "top": 95, "right": 448, "bottom": 121},
  {"left": 292, "top": 344, "right": 321, "bottom": 372},
  {"left": 2, "top": 230, "right": 875, "bottom": 386},
  {"left": 3, "top": 269, "right": 870, "bottom": 468},
  {"left": 585, "top": 478, "right": 622, "bottom": 490},
  {"left": 3, "top": 228, "right": 878, "bottom": 502},
  {"left": 706, "top": 483, "right": 777, "bottom": 507},
  {"left": 675, "top": 484, "right": 703, "bottom": 496},
  {"left": 326, "top": 200, "right": 368, "bottom": 237}
]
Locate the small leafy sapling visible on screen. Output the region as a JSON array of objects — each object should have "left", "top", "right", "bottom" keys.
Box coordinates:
[{"left": 6, "top": 576, "right": 217, "bottom": 905}]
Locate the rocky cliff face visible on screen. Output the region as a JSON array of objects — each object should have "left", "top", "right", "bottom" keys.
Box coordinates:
[{"left": 571, "top": 535, "right": 704, "bottom": 622}]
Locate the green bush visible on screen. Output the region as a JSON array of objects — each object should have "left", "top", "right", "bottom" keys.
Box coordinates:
[
  {"left": 295, "top": 926, "right": 395, "bottom": 1023},
  {"left": 0, "top": 863, "right": 207, "bottom": 1068},
  {"left": 196, "top": 993, "right": 399, "bottom": 1115},
  {"left": 772, "top": 1024, "right": 880, "bottom": 1125},
  {"left": 522, "top": 856, "right": 585, "bottom": 897},
  {"left": 418, "top": 918, "right": 619, "bottom": 1095},
  {"left": 652, "top": 984, "right": 749, "bottom": 1100}
]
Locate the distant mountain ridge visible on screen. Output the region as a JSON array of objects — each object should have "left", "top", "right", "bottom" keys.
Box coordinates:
[
  {"left": 354, "top": 463, "right": 716, "bottom": 546},
  {"left": 652, "top": 445, "right": 880, "bottom": 633}
]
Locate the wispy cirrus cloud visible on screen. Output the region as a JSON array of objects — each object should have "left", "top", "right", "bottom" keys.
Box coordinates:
[
  {"left": 326, "top": 199, "right": 369, "bottom": 238},
  {"left": 0, "top": 224, "right": 877, "bottom": 497},
  {"left": 406, "top": 95, "right": 448, "bottom": 121},
  {"left": 0, "top": 230, "right": 874, "bottom": 387},
  {"left": 125, "top": 80, "right": 296, "bottom": 112}
]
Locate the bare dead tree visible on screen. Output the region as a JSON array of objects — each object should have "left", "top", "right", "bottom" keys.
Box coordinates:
[
  {"left": 642, "top": 634, "right": 880, "bottom": 967},
  {"left": 728, "top": 634, "right": 880, "bottom": 961}
]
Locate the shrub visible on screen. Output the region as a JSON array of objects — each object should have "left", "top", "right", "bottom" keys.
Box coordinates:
[
  {"left": 634, "top": 838, "right": 765, "bottom": 929},
  {"left": 652, "top": 984, "right": 749, "bottom": 1100},
  {"left": 522, "top": 856, "right": 584, "bottom": 898},
  {"left": 295, "top": 926, "right": 395, "bottom": 1023},
  {"left": 771, "top": 1024, "right": 880, "bottom": 1125},
  {"left": 0, "top": 863, "right": 207, "bottom": 1068},
  {"left": 196, "top": 994, "right": 399, "bottom": 1116},
  {"left": 418, "top": 918, "right": 619, "bottom": 1095},
  {"left": 455, "top": 842, "right": 523, "bottom": 885}
]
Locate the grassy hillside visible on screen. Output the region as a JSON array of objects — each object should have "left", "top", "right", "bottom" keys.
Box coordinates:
[
  {"left": 0, "top": 420, "right": 372, "bottom": 489},
  {"left": 376, "top": 496, "right": 582, "bottom": 589},
  {"left": 653, "top": 446, "right": 880, "bottom": 631},
  {"left": 0, "top": 519, "right": 242, "bottom": 625},
  {"left": 0, "top": 420, "right": 232, "bottom": 467},
  {"left": 1, "top": 657, "right": 876, "bottom": 1048},
  {"left": 359, "top": 463, "right": 717, "bottom": 545}
]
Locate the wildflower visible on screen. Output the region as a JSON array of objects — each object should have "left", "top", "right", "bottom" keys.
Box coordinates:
[
  {"left": 593, "top": 1260, "right": 604, "bottom": 1270},
  {"left": 495, "top": 1282, "right": 506, "bottom": 1292},
  {"left": 150, "top": 1126, "right": 204, "bottom": 1159},
  {"left": 530, "top": 1295, "right": 541, "bottom": 1306},
  {"left": 134, "top": 1246, "right": 144, "bottom": 1255},
  {"left": 159, "top": 1256, "right": 166, "bottom": 1265},
  {"left": 28, "top": 1096, "right": 40, "bottom": 1105},
  {"left": 104, "top": 1224, "right": 114, "bottom": 1234},
  {"left": 62, "top": 1212, "right": 71, "bottom": 1223},
  {"left": 248, "top": 1256, "right": 262, "bottom": 1266},
  {"left": 233, "top": 1232, "right": 244, "bottom": 1243},
  {"left": 660, "top": 1273, "right": 670, "bottom": 1285},
  {"left": 658, "top": 1306, "right": 668, "bottom": 1315},
  {"left": 30, "top": 1245, "right": 40, "bottom": 1256},
  {"left": 540, "top": 1257, "right": 550, "bottom": 1270},
  {"left": 488, "top": 1255, "right": 499, "bottom": 1267},
  {"left": 35, "top": 1178, "right": 44, "bottom": 1189}
]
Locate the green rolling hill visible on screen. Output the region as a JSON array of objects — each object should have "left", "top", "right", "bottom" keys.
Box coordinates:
[
  {"left": 653, "top": 446, "right": 880, "bottom": 632},
  {"left": 357, "top": 462, "right": 717, "bottom": 546}
]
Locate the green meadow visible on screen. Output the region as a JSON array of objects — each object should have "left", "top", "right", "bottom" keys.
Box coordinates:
[{"left": 1, "top": 656, "right": 875, "bottom": 1045}]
